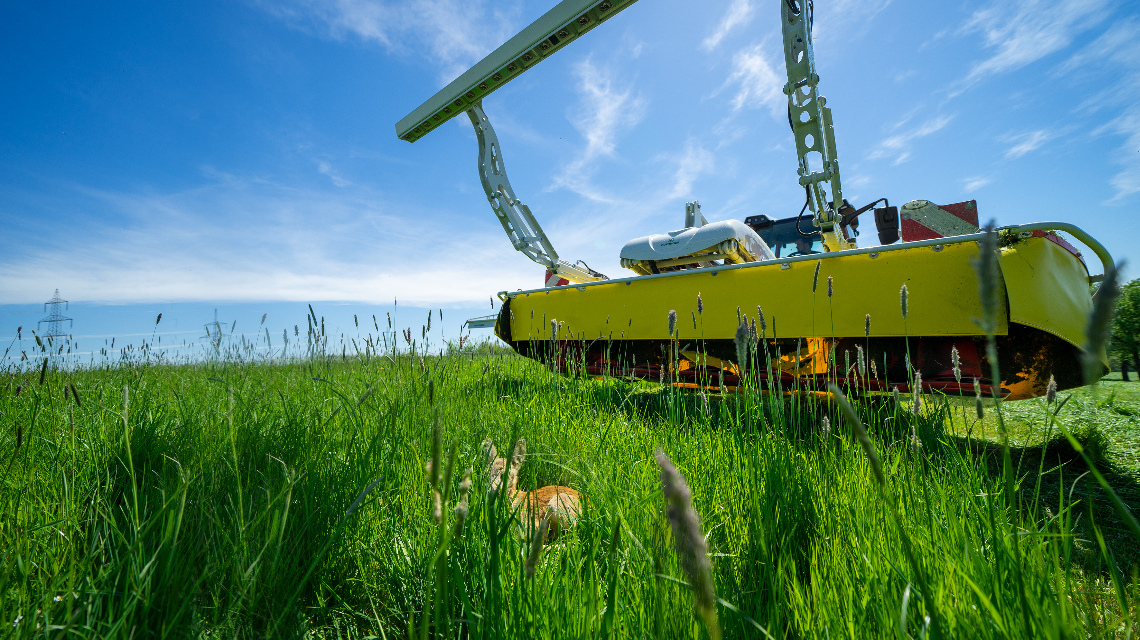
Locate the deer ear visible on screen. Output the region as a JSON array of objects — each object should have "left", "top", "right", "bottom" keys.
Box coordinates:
[
  {"left": 507, "top": 438, "right": 526, "bottom": 493},
  {"left": 482, "top": 438, "right": 497, "bottom": 469}
]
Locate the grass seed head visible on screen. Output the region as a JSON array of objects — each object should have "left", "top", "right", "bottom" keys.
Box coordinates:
[
  {"left": 900, "top": 284, "right": 908, "bottom": 320},
  {"left": 736, "top": 306, "right": 741, "bottom": 325},
  {"left": 909, "top": 424, "right": 922, "bottom": 454},
  {"left": 973, "top": 222, "right": 1001, "bottom": 336},
  {"left": 697, "top": 293, "right": 704, "bottom": 314},
  {"left": 428, "top": 417, "right": 441, "bottom": 488},
  {"left": 526, "top": 516, "right": 550, "bottom": 577},
  {"left": 734, "top": 323, "right": 749, "bottom": 368},
  {"left": 912, "top": 371, "right": 923, "bottom": 416},
  {"left": 691, "top": 310, "right": 697, "bottom": 330},
  {"left": 454, "top": 468, "right": 473, "bottom": 532},
  {"left": 813, "top": 261, "right": 822, "bottom": 293},
  {"left": 891, "top": 386, "right": 900, "bottom": 406},
  {"left": 431, "top": 490, "right": 442, "bottom": 524},
  {"left": 156, "top": 313, "right": 163, "bottom": 325},
  {"left": 951, "top": 345, "right": 961, "bottom": 383},
  {"left": 654, "top": 449, "right": 719, "bottom": 640},
  {"left": 668, "top": 310, "right": 677, "bottom": 337},
  {"left": 821, "top": 415, "right": 831, "bottom": 441},
  {"left": 856, "top": 345, "right": 865, "bottom": 375},
  {"left": 827, "top": 275, "right": 833, "bottom": 298},
  {"left": 551, "top": 319, "right": 558, "bottom": 343},
  {"left": 829, "top": 384, "right": 885, "bottom": 486},
  {"left": 865, "top": 313, "right": 871, "bottom": 337},
  {"left": 1046, "top": 375, "right": 1057, "bottom": 404},
  {"left": 974, "top": 377, "right": 984, "bottom": 419},
  {"left": 757, "top": 305, "right": 766, "bottom": 333},
  {"left": 1083, "top": 262, "right": 1122, "bottom": 384}
]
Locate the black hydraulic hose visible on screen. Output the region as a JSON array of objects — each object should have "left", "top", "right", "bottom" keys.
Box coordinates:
[{"left": 795, "top": 187, "right": 819, "bottom": 237}]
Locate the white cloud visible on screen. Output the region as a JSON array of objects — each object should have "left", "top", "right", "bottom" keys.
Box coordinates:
[
  {"left": 868, "top": 115, "right": 954, "bottom": 165},
  {"left": 259, "top": 0, "right": 521, "bottom": 83},
  {"left": 702, "top": 0, "right": 754, "bottom": 51},
  {"left": 552, "top": 57, "right": 646, "bottom": 200},
  {"left": 724, "top": 42, "right": 785, "bottom": 119},
  {"left": 0, "top": 174, "right": 534, "bottom": 305},
  {"left": 963, "top": 175, "right": 992, "bottom": 191},
  {"left": 961, "top": 0, "right": 1107, "bottom": 86},
  {"left": 1003, "top": 129, "right": 1055, "bottom": 158}
]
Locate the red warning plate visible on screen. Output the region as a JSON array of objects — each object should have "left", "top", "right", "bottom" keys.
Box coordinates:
[{"left": 900, "top": 200, "right": 979, "bottom": 242}]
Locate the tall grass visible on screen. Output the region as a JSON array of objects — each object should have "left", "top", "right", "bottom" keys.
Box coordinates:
[{"left": 2, "top": 330, "right": 1137, "bottom": 637}]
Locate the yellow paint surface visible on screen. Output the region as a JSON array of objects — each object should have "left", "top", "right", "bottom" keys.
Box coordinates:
[{"left": 507, "top": 240, "right": 1011, "bottom": 341}]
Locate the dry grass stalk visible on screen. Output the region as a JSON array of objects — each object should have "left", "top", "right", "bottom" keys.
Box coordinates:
[{"left": 654, "top": 449, "right": 720, "bottom": 640}]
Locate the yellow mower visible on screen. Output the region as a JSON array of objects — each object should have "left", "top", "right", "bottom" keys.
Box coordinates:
[{"left": 396, "top": 0, "right": 1112, "bottom": 400}]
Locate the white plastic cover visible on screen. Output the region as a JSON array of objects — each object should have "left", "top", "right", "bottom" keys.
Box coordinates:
[{"left": 619, "top": 220, "right": 774, "bottom": 262}]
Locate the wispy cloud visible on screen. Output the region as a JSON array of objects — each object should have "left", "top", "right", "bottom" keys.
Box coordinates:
[
  {"left": 1101, "top": 113, "right": 1140, "bottom": 201},
  {"left": 258, "top": 0, "right": 522, "bottom": 83},
  {"left": 702, "top": 0, "right": 754, "bottom": 51},
  {"left": 960, "top": 0, "right": 1107, "bottom": 86},
  {"left": 1057, "top": 17, "right": 1140, "bottom": 201},
  {"left": 1003, "top": 129, "right": 1055, "bottom": 158},
  {"left": 317, "top": 159, "right": 352, "bottom": 187},
  {"left": 723, "top": 42, "right": 784, "bottom": 119},
  {"left": 666, "top": 139, "right": 716, "bottom": 199},
  {"left": 868, "top": 114, "right": 954, "bottom": 164},
  {"left": 963, "top": 175, "right": 992, "bottom": 191},
  {"left": 552, "top": 56, "right": 646, "bottom": 201}
]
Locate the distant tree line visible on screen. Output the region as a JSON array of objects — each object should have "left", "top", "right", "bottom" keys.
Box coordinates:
[{"left": 1111, "top": 278, "right": 1140, "bottom": 380}]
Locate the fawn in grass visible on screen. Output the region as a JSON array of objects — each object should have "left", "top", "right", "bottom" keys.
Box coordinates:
[{"left": 483, "top": 438, "right": 581, "bottom": 542}]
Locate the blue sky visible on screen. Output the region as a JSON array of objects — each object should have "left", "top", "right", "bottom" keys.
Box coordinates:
[{"left": 2, "top": 0, "right": 1138, "bottom": 316}]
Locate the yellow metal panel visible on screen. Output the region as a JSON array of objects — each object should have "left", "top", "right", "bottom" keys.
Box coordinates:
[
  {"left": 507, "top": 241, "right": 1007, "bottom": 341},
  {"left": 999, "top": 236, "right": 1092, "bottom": 350}
]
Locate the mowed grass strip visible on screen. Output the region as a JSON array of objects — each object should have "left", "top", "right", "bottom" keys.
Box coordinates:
[{"left": 1, "top": 347, "right": 1137, "bottom": 638}]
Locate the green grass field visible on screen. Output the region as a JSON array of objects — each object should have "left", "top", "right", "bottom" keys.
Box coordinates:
[{"left": 2, "top": 340, "right": 1138, "bottom": 638}]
